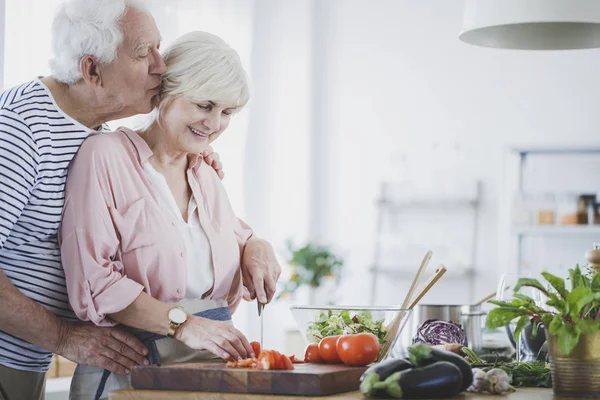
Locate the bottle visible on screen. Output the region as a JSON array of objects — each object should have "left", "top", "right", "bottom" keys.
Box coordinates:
[{"left": 585, "top": 243, "right": 600, "bottom": 272}]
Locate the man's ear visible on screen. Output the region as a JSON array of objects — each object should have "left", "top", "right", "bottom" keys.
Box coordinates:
[{"left": 80, "top": 55, "right": 102, "bottom": 86}]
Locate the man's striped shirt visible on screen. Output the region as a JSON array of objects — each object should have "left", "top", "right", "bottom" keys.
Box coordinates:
[{"left": 0, "top": 79, "right": 95, "bottom": 372}]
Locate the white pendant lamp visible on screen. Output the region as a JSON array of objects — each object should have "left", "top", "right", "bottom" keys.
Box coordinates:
[{"left": 459, "top": 0, "right": 600, "bottom": 50}]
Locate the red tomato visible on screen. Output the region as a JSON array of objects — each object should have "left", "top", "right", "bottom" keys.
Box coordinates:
[
  {"left": 257, "top": 350, "right": 276, "bottom": 370},
  {"left": 281, "top": 354, "right": 294, "bottom": 370},
  {"left": 288, "top": 355, "right": 304, "bottom": 364},
  {"left": 318, "top": 335, "right": 342, "bottom": 364},
  {"left": 273, "top": 351, "right": 284, "bottom": 369},
  {"left": 257, "top": 350, "right": 294, "bottom": 370},
  {"left": 336, "top": 333, "right": 380, "bottom": 366},
  {"left": 304, "top": 343, "right": 321, "bottom": 363},
  {"left": 250, "top": 341, "right": 261, "bottom": 357}
]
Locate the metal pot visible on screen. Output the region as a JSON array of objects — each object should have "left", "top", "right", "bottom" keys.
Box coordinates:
[{"left": 548, "top": 332, "right": 600, "bottom": 397}]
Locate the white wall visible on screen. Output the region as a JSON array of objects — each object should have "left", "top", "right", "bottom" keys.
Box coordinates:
[{"left": 308, "top": 0, "right": 600, "bottom": 306}]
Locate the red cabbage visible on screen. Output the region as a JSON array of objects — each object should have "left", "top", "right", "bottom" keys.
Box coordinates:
[{"left": 413, "top": 319, "right": 467, "bottom": 346}]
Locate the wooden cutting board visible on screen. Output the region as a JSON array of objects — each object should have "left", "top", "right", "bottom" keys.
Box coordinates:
[{"left": 131, "top": 361, "right": 367, "bottom": 396}]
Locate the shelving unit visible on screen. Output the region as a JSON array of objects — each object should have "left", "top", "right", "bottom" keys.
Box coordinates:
[
  {"left": 369, "top": 181, "right": 481, "bottom": 305},
  {"left": 505, "top": 145, "right": 600, "bottom": 274},
  {"left": 513, "top": 225, "right": 600, "bottom": 236}
]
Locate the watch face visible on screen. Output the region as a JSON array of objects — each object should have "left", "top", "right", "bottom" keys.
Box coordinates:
[{"left": 169, "top": 308, "right": 187, "bottom": 324}]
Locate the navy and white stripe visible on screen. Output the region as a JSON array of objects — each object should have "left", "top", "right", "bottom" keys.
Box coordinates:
[{"left": 0, "top": 79, "right": 95, "bottom": 372}]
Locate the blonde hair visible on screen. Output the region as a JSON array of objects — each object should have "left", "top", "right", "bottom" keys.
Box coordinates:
[{"left": 158, "top": 31, "right": 250, "bottom": 115}]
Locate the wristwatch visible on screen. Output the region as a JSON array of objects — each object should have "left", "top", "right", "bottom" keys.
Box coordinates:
[{"left": 167, "top": 306, "right": 188, "bottom": 337}]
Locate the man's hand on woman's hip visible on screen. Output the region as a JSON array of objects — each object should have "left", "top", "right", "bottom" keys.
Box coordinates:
[
  {"left": 55, "top": 322, "right": 149, "bottom": 375},
  {"left": 241, "top": 237, "right": 282, "bottom": 304}
]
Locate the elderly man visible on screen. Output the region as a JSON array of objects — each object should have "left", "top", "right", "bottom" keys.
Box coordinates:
[{"left": 0, "top": 1, "right": 280, "bottom": 399}]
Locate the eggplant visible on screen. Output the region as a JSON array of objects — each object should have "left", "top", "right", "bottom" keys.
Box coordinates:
[
  {"left": 359, "top": 358, "right": 414, "bottom": 398},
  {"left": 360, "top": 361, "right": 463, "bottom": 399},
  {"left": 360, "top": 358, "right": 414, "bottom": 382},
  {"left": 408, "top": 344, "right": 472, "bottom": 391}
]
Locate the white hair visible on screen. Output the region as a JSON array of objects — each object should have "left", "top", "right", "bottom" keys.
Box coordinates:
[
  {"left": 49, "top": 0, "right": 149, "bottom": 84},
  {"left": 159, "top": 31, "right": 250, "bottom": 111}
]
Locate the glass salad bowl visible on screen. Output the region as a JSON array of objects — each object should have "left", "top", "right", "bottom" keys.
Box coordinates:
[{"left": 289, "top": 305, "right": 413, "bottom": 362}]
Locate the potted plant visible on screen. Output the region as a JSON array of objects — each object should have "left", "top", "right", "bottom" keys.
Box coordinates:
[
  {"left": 277, "top": 240, "right": 344, "bottom": 304},
  {"left": 486, "top": 265, "right": 600, "bottom": 397}
]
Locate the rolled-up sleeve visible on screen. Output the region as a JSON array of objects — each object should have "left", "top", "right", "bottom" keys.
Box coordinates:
[
  {"left": 234, "top": 217, "right": 253, "bottom": 259},
  {"left": 227, "top": 217, "right": 253, "bottom": 314},
  {"left": 59, "top": 138, "right": 143, "bottom": 326}
]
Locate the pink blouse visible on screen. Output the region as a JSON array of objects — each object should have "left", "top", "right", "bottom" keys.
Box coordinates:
[{"left": 59, "top": 127, "right": 252, "bottom": 326}]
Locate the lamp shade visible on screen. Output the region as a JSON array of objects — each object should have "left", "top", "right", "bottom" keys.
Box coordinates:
[{"left": 459, "top": 0, "right": 600, "bottom": 50}]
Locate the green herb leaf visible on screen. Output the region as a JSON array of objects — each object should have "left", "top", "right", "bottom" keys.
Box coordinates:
[
  {"left": 541, "top": 272, "right": 568, "bottom": 300},
  {"left": 486, "top": 308, "right": 526, "bottom": 330},
  {"left": 488, "top": 299, "right": 519, "bottom": 308},
  {"left": 513, "top": 315, "right": 529, "bottom": 342},
  {"left": 576, "top": 318, "right": 600, "bottom": 335},
  {"left": 546, "top": 297, "right": 567, "bottom": 313},
  {"left": 557, "top": 324, "right": 580, "bottom": 355},
  {"left": 592, "top": 272, "right": 600, "bottom": 292},
  {"left": 540, "top": 314, "right": 554, "bottom": 330},
  {"left": 514, "top": 278, "right": 548, "bottom": 296},
  {"left": 548, "top": 315, "right": 563, "bottom": 336},
  {"left": 569, "top": 265, "right": 586, "bottom": 290},
  {"left": 480, "top": 361, "right": 552, "bottom": 388},
  {"left": 513, "top": 293, "right": 536, "bottom": 305},
  {"left": 531, "top": 320, "right": 540, "bottom": 338},
  {"left": 567, "top": 287, "right": 595, "bottom": 317}
]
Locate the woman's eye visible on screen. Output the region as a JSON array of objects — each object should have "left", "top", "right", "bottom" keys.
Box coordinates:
[
  {"left": 197, "top": 104, "right": 210, "bottom": 111},
  {"left": 222, "top": 110, "right": 232, "bottom": 116}
]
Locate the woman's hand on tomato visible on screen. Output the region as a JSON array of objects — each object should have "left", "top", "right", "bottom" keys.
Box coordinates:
[{"left": 336, "top": 333, "right": 380, "bottom": 366}]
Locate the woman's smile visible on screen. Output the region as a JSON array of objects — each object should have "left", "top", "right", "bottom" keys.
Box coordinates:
[{"left": 189, "top": 126, "right": 209, "bottom": 139}]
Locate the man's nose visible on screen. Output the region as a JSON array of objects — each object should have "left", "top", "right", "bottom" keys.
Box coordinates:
[{"left": 150, "top": 48, "right": 167, "bottom": 75}]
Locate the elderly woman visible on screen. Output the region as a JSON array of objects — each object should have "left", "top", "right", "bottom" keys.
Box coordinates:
[{"left": 59, "top": 31, "right": 263, "bottom": 399}]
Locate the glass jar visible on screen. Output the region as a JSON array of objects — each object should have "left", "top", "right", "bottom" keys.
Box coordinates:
[{"left": 534, "top": 193, "right": 556, "bottom": 225}]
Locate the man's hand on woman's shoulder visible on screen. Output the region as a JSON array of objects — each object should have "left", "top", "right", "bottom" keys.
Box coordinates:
[{"left": 202, "top": 146, "right": 224, "bottom": 179}]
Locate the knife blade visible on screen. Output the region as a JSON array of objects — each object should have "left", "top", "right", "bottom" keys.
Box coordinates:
[{"left": 257, "top": 300, "right": 264, "bottom": 353}]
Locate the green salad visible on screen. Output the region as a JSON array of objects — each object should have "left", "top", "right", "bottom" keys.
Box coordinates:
[{"left": 306, "top": 310, "right": 387, "bottom": 345}]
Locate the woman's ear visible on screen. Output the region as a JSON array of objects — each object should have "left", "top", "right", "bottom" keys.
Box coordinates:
[{"left": 80, "top": 55, "right": 102, "bottom": 86}]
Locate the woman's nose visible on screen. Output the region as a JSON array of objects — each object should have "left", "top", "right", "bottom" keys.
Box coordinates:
[{"left": 203, "top": 114, "right": 221, "bottom": 132}]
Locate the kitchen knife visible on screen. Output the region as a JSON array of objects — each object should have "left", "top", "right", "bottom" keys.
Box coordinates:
[{"left": 257, "top": 299, "right": 265, "bottom": 353}]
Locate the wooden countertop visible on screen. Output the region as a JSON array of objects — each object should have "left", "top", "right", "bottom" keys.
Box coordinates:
[{"left": 109, "top": 387, "right": 580, "bottom": 400}]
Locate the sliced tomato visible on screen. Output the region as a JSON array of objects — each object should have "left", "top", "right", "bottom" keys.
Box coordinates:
[
  {"left": 273, "top": 351, "right": 284, "bottom": 369},
  {"left": 257, "top": 350, "right": 276, "bottom": 370},
  {"left": 281, "top": 354, "right": 294, "bottom": 370},
  {"left": 288, "top": 355, "right": 304, "bottom": 364},
  {"left": 250, "top": 341, "right": 261, "bottom": 357}
]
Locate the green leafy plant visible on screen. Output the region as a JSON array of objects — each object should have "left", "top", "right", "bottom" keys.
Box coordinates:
[
  {"left": 486, "top": 265, "right": 600, "bottom": 356},
  {"left": 277, "top": 240, "right": 344, "bottom": 300}
]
